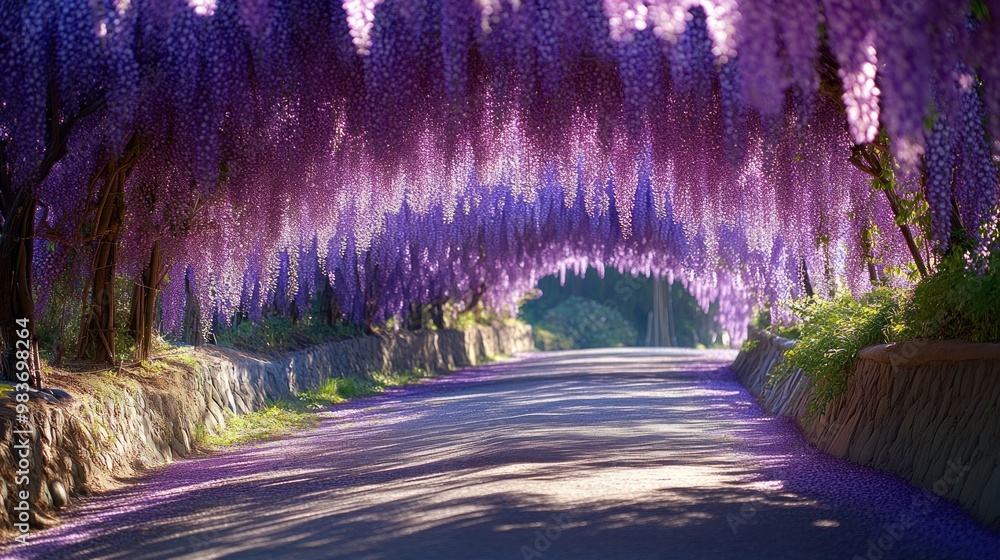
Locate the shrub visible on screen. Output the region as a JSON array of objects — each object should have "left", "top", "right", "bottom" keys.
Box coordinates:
[
  {"left": 783, "top": 289, "right": 902, "bottom": 416},
  {"left": 532, "top": 326, "right": 575, "bottom": 351},
  {"left": 533, "top": 296, "right": 638, "bottom": 349},
  {"left": 891, "top": 252, "right": 1000, "bottom": 343},
  {"left": 739, "top": 338, "right": 759, "bottom": 354},
  {"left": 750, "top": 305, "right": 800, "bottom": 340}
]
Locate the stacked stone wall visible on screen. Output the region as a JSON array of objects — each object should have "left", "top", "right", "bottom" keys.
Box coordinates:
[{"left": 0, "top": 323, "right": 534, "bottom": 536}]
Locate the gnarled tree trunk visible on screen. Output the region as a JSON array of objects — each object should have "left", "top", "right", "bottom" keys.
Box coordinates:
[
  {"left": 406, "top": 301, "right": 423, "bottom": 331},
  {"left": 363, "top": 262, "right": 381, "bottom": 334},
  {"left": 429, "top": 299, "right": 446, "bottom": 331},
  {"left": 128, "top": 239, "right": 165, "bottom": 362},
  {"left": 76, "top": 136, "right": 144, "bottom": 363},
  {"left": 0, "top": 190, "right": 41, "bottom": 387},
  {"left": 76, "top": 162, "right": 127, "bottom": 362},
  {"left": 0, "top": 87, "right": 101, "bottom": 386},
  {"left": 461, "top": 282, "right": 487, "bottom": 314}
]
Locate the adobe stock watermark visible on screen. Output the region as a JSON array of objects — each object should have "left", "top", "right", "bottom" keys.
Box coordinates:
[
  {"left": 727, "top": 419, "right": 851, "bottom": 537},
  {"left": 601, "top": 273, "right": 646, "bottom": 311},
  {"left": 850, "top": 459, "right": 971, "bottom": 560},
  {"left": 726, "top": 499, "right": 762, "bottom": 535},
  {"left": 10, "top": 317, "right": 34, "bottom": 545},
  {"left": 518, "top": 510, "right": 575, "bottom": 559},
  {"left": 187, "top": 524, "right": 228, "bottom": 553}
]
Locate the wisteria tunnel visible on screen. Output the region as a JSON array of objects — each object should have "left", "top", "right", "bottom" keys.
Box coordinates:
[{"left": 1, "top": 0, "right": 999, "bottom": 558}]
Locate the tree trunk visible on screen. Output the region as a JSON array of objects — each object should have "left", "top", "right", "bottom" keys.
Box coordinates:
[
  {"left": 362, "top": 253, "right": 380, "bottom": 333},
  {"left": 882, "top": 187, "right": 929, "bottom": 277},
  {"left": 406, "top": 301, "right": 423, "bottom": 331},
  {"left": 461, "top": 282, "right": 487, "bottom": 314},
  {"left": 77, "top": 157, "right": 129, "bottom": 363},
  {"left": 315, "top": 267, "right": 340, "bottom": 327},
  {"left": 665, "top": 280, "right": 676, "bottom": 347},
  {"left": 0, "top": 191, "right": 41, "bottom": 387},
  {"left": 850, "top": 143, "right": 929, "bottom": 277},
  {"left": 800, "top": 258, "right": 815, "bottom": 298},
  {"left": 182, "top": 271, "right": 203, "bottom": 346},
  {"left": 860, "top": 226, "right": 882, "bottom": 285},
  {"left": 650, "top": 277, "right": 674, "bottom": 347},
  {"left": 128, "top": 240, "right": 164, "bottom": 362},
  {"left": 0, "top": 86, "right": 103, "bottom": 385},
  {"left": 430, "top": 301, "right": 446, "bottom": 331}
]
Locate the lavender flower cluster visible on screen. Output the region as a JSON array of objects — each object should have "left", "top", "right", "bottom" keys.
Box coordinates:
[{"left": 0, "top": 0, "right": 995, "bottom": 342}]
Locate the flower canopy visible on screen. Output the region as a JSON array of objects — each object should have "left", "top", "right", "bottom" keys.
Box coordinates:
[{"left": 1, "top": 0, "right": 997, "bottom": 342}]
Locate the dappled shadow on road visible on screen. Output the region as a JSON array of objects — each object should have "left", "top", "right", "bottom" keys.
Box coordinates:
[{"left": 6, "top": 349, "right": 999, "bottom": 560}]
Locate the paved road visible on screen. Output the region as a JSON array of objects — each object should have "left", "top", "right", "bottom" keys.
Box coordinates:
[{"left": 5, "top": 349, "right": 1000, "bottom": 559}]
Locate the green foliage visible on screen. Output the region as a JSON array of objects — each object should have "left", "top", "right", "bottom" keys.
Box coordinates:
[
  {"left": 202, "top": 367, "right": 431, "bottom": 446},
  {"left": 891, "top": 252, "right": 1000, "bottom": 343},
  {"left": 114, "top": 276, "right": 137, "bottom": 359},
  {"left": 775, "top": 324, "right": 801, "bottom": 340},
  {"left": 783, "top": 289, "right": 902, "bottom": 416},
  {"left": 532, "top": 296, "right": 638, "bottom": 349},
  {"left": 214, "top": 316, "right": 361, "bottom": 354},
  {"left": 764, "top": 255, "right": 998, "bottom": 419},
  {"left": 204, "top": 405, "right": 316, "bottom": 446},
  {"left": 739, "top": 338, "right": 759, "bottom": 354},
  {"left": 971, "top": 0, "right": 991, "bottom": 22},
  {"left": 36, "top": 251, "right": 85, "bottom": 361},
  {"left": 749, "top": 306, "right": 800, "bottom": 339},
  {"left": 532, "top": 326, "right": 575, "bottom": 351},
  {"left": 522, "top": 269, "right": 730, "bottom": 347},
  {"left": 192, "top": 423, "right": 210, "bottom": 446},
  {"left": 451, "top": 308, "right": 500, "bottom": 331},
  {"left": 751, "top": 307, "right": 772, "bottom": 330}
]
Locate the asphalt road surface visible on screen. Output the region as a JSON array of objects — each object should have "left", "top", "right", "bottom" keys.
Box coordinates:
[{"left": 6, "top": 349, "right": 999, "bottom": 559}]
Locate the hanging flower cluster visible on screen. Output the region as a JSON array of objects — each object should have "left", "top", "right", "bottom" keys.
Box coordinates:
[{"left": 0, "top": 0, "right": 995, "bottom": 344}]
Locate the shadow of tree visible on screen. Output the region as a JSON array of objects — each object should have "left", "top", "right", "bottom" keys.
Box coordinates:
[{"left": 6, "top": 349, "right": 998, "bottom": 560}]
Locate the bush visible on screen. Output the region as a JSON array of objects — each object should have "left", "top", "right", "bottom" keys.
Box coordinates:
[
  {"left": 739, "top": 338, "right": 759, "bottom": 354},
  {"left": 532, "top": 326, "right": 575, "bottom": 351},
  {"left": 532, "top": 296, "right": 638, "bottom": 349},
  {"left": 750, "top": 305, "right": 800, "bottom": 339},
  {"left": 782, "top": 289, "right": 902, "bottom": 416},
  {"left": 891, "top": 252, "right": 1000, "bottom": 343}
]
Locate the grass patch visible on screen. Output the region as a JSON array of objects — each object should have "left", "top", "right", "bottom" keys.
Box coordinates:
[
  {"left": 75, "top": 368, "right": 142, "bottom": 407},
  {"left": 477, "top": 353, "right": 507, "bottom": 364},
  {"left": 204, "top": 405, "right": 317, "bottom": 447},
  {"left": 202, "top": 367, "right": 432, "bottom": 447},
  {"left": 533, "top": 326, "right": 575, "bottom": 351}
]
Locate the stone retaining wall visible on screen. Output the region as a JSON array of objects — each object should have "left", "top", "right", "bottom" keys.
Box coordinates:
[
  {"left": 730, "top": 328, "right": 811, "bottom": 419},
  {"left": 732, "top": 329, "right": 1000, "bottom": 531},
  {"left": 0, "top": 323, "right": 533, "bottom": 537}
]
